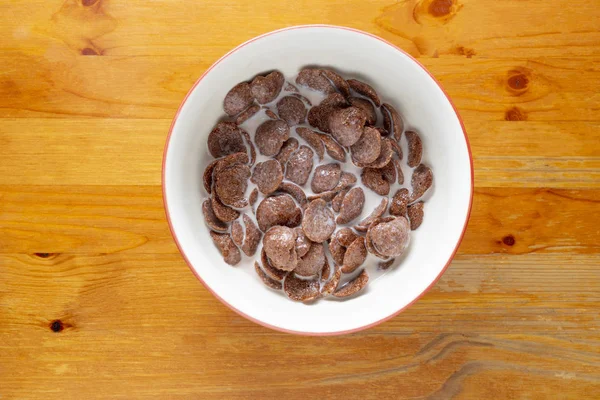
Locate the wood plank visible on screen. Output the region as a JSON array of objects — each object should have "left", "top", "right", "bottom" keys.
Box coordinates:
[
  {"left": 0, "top": 119, "right": 167, "bottom": 186},
  {"left": 0, "top": 0, "right": 598, "bottom": 59},
  {"left": 0, "top": 252, "right": 598, "bottom": 399},
  {"left": 0, "top": 185, "right": 177, "bottom": 254},
  {"left": 1, "top": 55, "right": 598, "bottom": 121},
  {"left": 1, "top": 186, "right": 599, "bottom": 255},
  {"left": 469, "top": 121, "right": 600, "bottom": 157},
  {"left": 474, "top": 157, "right": 600, "bottom": 189},
  {"left": 373, "top": 0, "right": 600, "bottom": 58},
  {"left": 1, "top": 119, "right": 598, "bottom": 187},
  {"left": 1, "top": 1, "right": 598, "bottom": 398},
  {"left": 1, "top": 252, "right": 597, "bottom": 334},
  {"left": 459, "top": 188, "right": 600, "bottom": 255}
]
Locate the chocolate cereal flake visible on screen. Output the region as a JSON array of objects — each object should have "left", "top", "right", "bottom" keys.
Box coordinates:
[
  {"left": 230, "top": 220, "right": 244, "bottom": 247},
  {"left": 307, "top": 92, "right": 348, "bottom": 133},
  {"left": 311, "top": 173, "right": 356, "bottom": 203},
  {"left": 252, "top": 159, "right": 283, "bottom": 195},
  {"left": 214, "top": 163, "right": 250, "bottom": 208},
  {"left": 390, "top": 188, "right": 410, "bottom": 217},
  {"left": 263, "top": 226, "right": 298, "bottom": 271},
  {"left": 277, "top": 96, "right": 307, "bottom": 126},
  {"left": 348, "top": 97, "right": 377, "bottom": 125},
  {"left": 331, "top": 189, "right": 348, "bottom": 213},
  {"left": 321, "top": 266, "right": 342, "bottom": 296},
  {"left": 296, "top": 68, "right": 336, "bottom": 94},
  {"left": 392, "top": 157, "right": 404, "bottom": 185},
  {"left": 347, "top": 79, "right": 381, "bottom": 106},
  {"left": 284, "top": 82, "right": 299, "bottom": 93},
  {"left": 213, "top": 152, "right": 249, "bottom": 175},
  {"left": 410, "top": 164, "right": 433, "bottom": 202},
  {"left": 358, "top": 197, "right": 389, "bottom": 229},
  {"left": 210, "top": 231, "right": 241, "bottom": 266},
  {"left": 296, "top": 127, "right": 325, "bottom": 161},
  {"left": 240, "top": 130, "right": 256, "bottom": 166},
  {"left": 249, "top": 188, "right": 259, "bottom": 209},
  {"left": 320, "top": 69, "right": 351, "bottom": 97},
  {"left": 405, "top": 130, "right": 423, "bottom": 168},
  {"left": 302, "top": 199, "right": 336, "bottom": 243},
  {"left": 274, "top": 137, "right": 299, "bottom": 167},
  {"left": 295, "top": 242, "right": 325, "bottom": 277},
  {"left": 211, "top": 195, "right": 240, "bottom": 222},
  {"left": 333, "top": 269, "right": 369, "bottom": 298},
  {"left": 251, "top": 71, "right": 285, "bottom": 104},
  {"left": 284, "top": 273, "right": 320, "bottom": 302},
  {"left": 208, "top": 122, "right": 247, "bottom": 158},
  {"left": 307, "top": 190, "right": 338, "bottom": 203},
  {"left": 336, "top": 187, "right": 365, "bottom": 225},
  {"left": 235, "top": 104, "right": 260, "bottom": 125},
  {"left": 202, "top": 199, "right": 228, "bottom": 233},
  {"left": 203, "top": 160, "right": 218, "bottom": 194},
  {"left": 336, "top": 172, "right": 357, "bottom": 191},
  {"left": 354, "top": 225, "right": 369, "bottom": 233},
  {"left": 265, "top": 108, "right": 279, "bottom": 120},
  {"left": 318, "top": 133, "right": 346, "bottom": 162},
  {"left": 389, "top": 139, "right": 403, "bottom": 160},
  {"left": 277, "top": 181, "right": 308, "bottom": 207},
  {"left": 224, "top": 82, "right": 254, "bottom": 116},
  {"left": 261, "top": 249, "right": 288, "bottom": 281},
  {"left": 329, "top": 235, "right": 346, "bottom": 266},
  {"left": 407, "top": 201, "right": 425, "bottom": 230},
  {"left": 364, "top": 217, "right": 394, "bottom": 256},
  {"left": 256, "top": 194, "right": 302, "bottom": 232},
  {"left": 379, "top": 258, "right": 395, "bottom": 270},
  {"left": 329, "top": 106, "right": 367, "bottom": 147},
  {"left": 341, "top": 237, "right": 367, "bottom": 273},
  {"left": 241, "top": 214, "right": 261, "bottom": 256},
  {"left": 362, "top": 138, "right": 393, "bottom": 169},
  {"left": 366, "top": 216, "right": 410, "bottom": 258},
  {"left": 285, "top": 145, "right": 314, "bottom": 186},
  {"left": 381, "top": 103, "right": 404, "bottom": 141},
  {"left": 381, "top": 159, "right": 397, "bottom": 185},
  {"left": 351, "top": 126, "right": 381, "bottom": 165},
  {"left": 255, "top": 119, "right": 290, "bottom": 156},
  {"left": 255, "top": 261, "right": 283, "bottom": 290},
  {"left": 311, "top": 163, "right": 341, "bottom": 194},
  {"left": 294, "top": 226, "right": 312, "bottom": 258},
  {"left": 336, "top": 227, "right": 359, "bottom": 247},
  {"left": 361, "top": 167, "right": 390, "bottom": 196},
  {"left": 321, "top": 257, "right": 332, "bottom": 281}
]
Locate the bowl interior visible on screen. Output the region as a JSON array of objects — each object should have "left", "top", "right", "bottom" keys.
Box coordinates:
[{"left": 164, "top": 26, "right": 472, "bottom": 334}]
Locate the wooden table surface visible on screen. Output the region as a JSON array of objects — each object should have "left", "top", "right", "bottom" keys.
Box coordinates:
[{"left": 1, "top": 0, "right": 599, "bottom": 398}]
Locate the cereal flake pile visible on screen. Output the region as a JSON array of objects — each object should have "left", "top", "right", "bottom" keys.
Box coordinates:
[{"left": 202, "top": 68, "right": 433, "bottom": 302}]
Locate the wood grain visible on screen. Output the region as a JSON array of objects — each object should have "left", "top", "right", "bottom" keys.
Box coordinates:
[
  {"left": 1, "top": 119, "right": 598, "bottom": 187},
  {"left": 1, "top": 185, "right": 598, "bottom": 256},
  {"left": 1, "top": 0, "right": 598, "bottom": 58},
  {"left": 0, "top": 185, "right": 175, "bottom": 254},
  {"left": 1, "top": 56, "right": 599, "bottom": 121},
  {"left": 0, "top": 252, "right": 598, "bottom": 399},
  {"left": 1, "top": 0, "right": 599, "bottom": 398}
]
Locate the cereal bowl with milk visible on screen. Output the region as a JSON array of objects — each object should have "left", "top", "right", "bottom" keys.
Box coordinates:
[{"left": 162, "top": 25, "right": 473, "bottom": 335}]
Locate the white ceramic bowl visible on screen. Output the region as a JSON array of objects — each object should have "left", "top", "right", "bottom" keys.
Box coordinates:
[{"left": 163, "top": 25, "right": 473, "bottom": 335}]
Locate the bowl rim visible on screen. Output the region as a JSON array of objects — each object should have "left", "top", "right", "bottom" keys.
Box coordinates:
[{"left": 162, "top": 24, "right": 474, "bottom": 336}]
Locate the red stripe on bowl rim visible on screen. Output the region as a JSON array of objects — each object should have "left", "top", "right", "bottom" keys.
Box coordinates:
[{"left": 162, "top": 24, "right": 474, "bottom": 336}]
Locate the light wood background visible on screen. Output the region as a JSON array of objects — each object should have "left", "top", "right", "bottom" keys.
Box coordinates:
[{"left": 1, "top": 0, "right": 599, "bottom": 398}]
